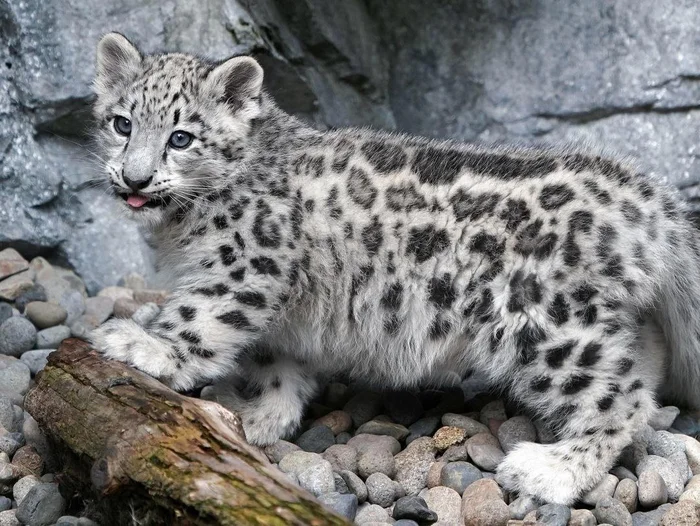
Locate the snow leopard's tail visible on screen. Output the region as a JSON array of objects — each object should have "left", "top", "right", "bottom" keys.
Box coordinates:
[{"left": 656, "top": 213, "right": 700, "bottom": 409}]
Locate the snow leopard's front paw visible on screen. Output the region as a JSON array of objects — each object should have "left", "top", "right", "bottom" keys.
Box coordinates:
[
  {"left": 496, "top": 442, "right": 579, "bottom": 506},
  {"left": 90, "top": 318, "right": 180, "bottom": 387}
]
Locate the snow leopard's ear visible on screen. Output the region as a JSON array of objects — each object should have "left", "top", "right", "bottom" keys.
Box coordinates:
[
  {"left": 94, "top": 33, "right": 142, "bottom": 95},
  {"left": 205, "top": 56, "right": 264, "bottom": 111}
]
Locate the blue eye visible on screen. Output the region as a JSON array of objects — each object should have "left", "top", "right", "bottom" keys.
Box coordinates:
[
  {"left": 169, "top": 131, "right": 193, "bottom": 149},
  {"left": 114, "top": 116, "right": 132, "bottom": 136}
]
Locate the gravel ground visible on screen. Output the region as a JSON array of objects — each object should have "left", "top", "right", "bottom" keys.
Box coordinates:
[{"left": 1, "top": 247, "right": 700, "bottom": 526}]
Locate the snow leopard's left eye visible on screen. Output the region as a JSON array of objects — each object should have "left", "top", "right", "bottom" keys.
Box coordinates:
[{"left": 168, "top": 131, "right": 193, "bottom": 149}]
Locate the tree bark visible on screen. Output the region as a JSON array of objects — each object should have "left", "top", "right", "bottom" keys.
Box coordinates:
[{"left": 24, "top": 338, "right": 349, "bottom": 526}]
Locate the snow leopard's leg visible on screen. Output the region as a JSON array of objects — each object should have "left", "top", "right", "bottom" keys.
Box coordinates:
[
  {"left": 495, "top": 314, "right": 663, "bottom": 505},
  {"left": 202, "top": 348, "right": 318, "bottom": 445}
]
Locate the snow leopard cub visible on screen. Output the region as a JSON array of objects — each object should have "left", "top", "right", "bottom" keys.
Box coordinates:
[{"left": 90, "top": 33, "right": 700, "bottom": 505}]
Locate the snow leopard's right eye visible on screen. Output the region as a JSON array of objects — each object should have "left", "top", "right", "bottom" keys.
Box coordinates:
[{"left": 114, "top": 116, "right": 132, "bottom": 136}]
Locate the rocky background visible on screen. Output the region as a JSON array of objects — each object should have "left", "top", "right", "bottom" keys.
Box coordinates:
[{"left": 3, "top": 0, "right": 700, "bottom": 293}]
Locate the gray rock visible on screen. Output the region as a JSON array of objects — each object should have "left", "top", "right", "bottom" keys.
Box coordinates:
[
  {"left": 58, "top": 290, "right": 85, "bottom": 326},
  {"left": 339, "top": 470, "right": 368, "bottom": 503},
  {"left": 593, "top": 497, "right": 633, "bottom": 526},
  {"left": 355, "top": 503, "right": 390, "bottom": 524},
  {"left": 637, "top": 470, "right": 668, "bottom": 508},
  {"left": 0, "top": 356, "right": 31, "bottom": 396},
  {"left": 69, "top": 319, "right": 93, "bottom": 339},
  {"left": 16, "top": 482, "right": 66, "bottom": 526},
  {"left": 440, "top": 413, "right": 489, "bottom": 436},
  {"left": 296, "top": 425, "right": 335, "bottom": 453},
  {"left": 636, "top": 455, "right": 684, "bottom": 501},
  {"left": 582, "top": 474, "right": 620, "bottom": 506},
  {"left": 81, "top": 296, "right": 114, "bottom": 327},
  {"left": 20, "top": 349, "right": 53, "bottom": 375},
  {"left": 479, "top": 400, "right": 508, "bottom": 426},
  {"left": 466, "top": 432, "right": 505, "bottom": 472},
  {"left": 14, "top": 287, "right": 48, "bottom": 314},
  {"left": 324, "top": 382, "right": 349, "bottom": 409},
  {"left": 264, "top": 440, "right": 300, "bottom": 464},
  {"left": 318, "top": 491, "right": 358, "bottom": 520},
  {"left": 0, "top": 317, "right": 37, "bottom": 357},
  {"left": 322, "top": 444, "right": 357, "bottom": 473},
  {"left": 365, "top": 472, "right": 399, "bottom": 507},
  {"left": 13, "top": 474, "right": 40, "bottom": 505},
  {"left": 406, "top": 416, "right": 441, "bottom": 445},
  {"left": 509, "top": 495, "right": 540, "bottom": 520},
  {"left": 394, "top": 437, "right": 437, "bottom": 496},
  {"left": 0, "top": 304, "right": 12, "bottom": 326},
  {"left": 297, "top": 460, "right": 335, "bottom": 497},
  {"left": 343, "top": 392, "right": 382, "bottom": 427},
  {"left": 536, "top": 503, "right": 571, "bottom": 526},
  {"left": 334, "top": 472, "right": 350, "bottom": 494},
  {"left": 620, "top": 442, "right": 648, "bottom": 473},
  {"left": 497, "top": 416, "right": 537, "bottom": 453},
  {"left": 650, "top": 407, "right": 681, "bottom": 431},
  {"left": 357, "top": 448, "right": 395, "bottom": 479},
  {"left": 131, "top": 302, "right": 160, "bottom": 327},
  {"left": 422, "top": 486, "right": 461, "bottom": 523},
  {"left": 356, "top": 420, "right": 410, "bottom": 441},
  {"left": 24, "top": 302, "right": 66, "bottom": 329},
  {"left": 335, "top": 432, "right": 351, "bottom": 445},
  {"left": 55, "top": 517, "right": 79, "bottom": 526},
  {"left": 671, "top": 413, "right": 700, "bottom": 437},
  {"left": 77, "top": 517, "right": 99, "bottom": 526},
  {"left": 614, "top": 478, "right": 638, "bottom": 514},
  {"left": 278, "top": 451, "right": 325, "bottom": 477},
  {"left": 0, "top": 399, "right": 22, "bottom": 433},
  {"left": 0, "top": 510, "right": 20, "bottom": 526},
  {"left": 0, "top": 498, "right": 9, "bottom": 512},
  {"left": 439, "top": 461, "right": 482, "bottom": 495},
  {"left": 394, "top": 521, "right": 420, "bottom": 526},
  {"left": 631, "top": 503, "right": 673, "bottom": 526},
  {"left": 22, "top": 414, "right": 52, "bottom": 470},
  {"left": 119, "top": 272, "right": 146, "bottom": 290},
  {"left": 441, "top": 443, "right": 468, "bottom": 462},
  {"left": 383, "top": 391, "right": 423, "bottom": 427},
  {"left": 611, "top": 466, "right": 638, "bottom": 482},
  {"left": 392, "top": 495, "right": 437, "bottom": 522},
  {"left": 35, "top": 325, "right": 70, "bottom": 349},
  {"left": 347, "top": 434, "right": 401, "bottom": 456}
]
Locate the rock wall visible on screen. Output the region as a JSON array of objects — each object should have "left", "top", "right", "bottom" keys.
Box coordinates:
[{"left": 2, "top": 0, "right": 700, "bottom": 292}]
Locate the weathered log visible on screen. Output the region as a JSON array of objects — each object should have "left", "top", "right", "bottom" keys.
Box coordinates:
[{"left": 24, "top": 338, "right": 349, "bottom": 525}]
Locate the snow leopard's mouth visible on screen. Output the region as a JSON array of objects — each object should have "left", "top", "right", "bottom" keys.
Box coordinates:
[{"left": 118, "top": 192, "right": 172, "bottom": 209}]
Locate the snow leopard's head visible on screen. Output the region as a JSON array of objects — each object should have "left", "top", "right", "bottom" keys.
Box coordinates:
[{"left": 93, "top": 33, "right": 263, "bottom": 226}]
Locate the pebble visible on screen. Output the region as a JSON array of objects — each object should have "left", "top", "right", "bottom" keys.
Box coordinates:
[
  {"left": 22, "top": 414, "right": 52, "bottom": 468},
  {"left": 569, "top": 508, "right": 597, "bottom": 526},
  {"left": 336, "top": 432, "right": 351, "bottom": 445},
  {"left": 383, "top": 392, "right": 423, "bottom": 427},
  {"left": 423, "top": 486, "right": 461, "bottom": 523},
  {"left": 672, "top": 412, "right": 700, "bottom": 437},
  {"left": 427, "top": 461, "right": 446, "bottom": 488},
  {"left": 461, "top": 478, "right": 508, "bottom": 526},
  {"left": 648, "top": 431, "right": 688, "bottom": 475},
  {"left": 16, "top": 482, "right": 66, "bottom": 526},
  {"left": 296, "top": 425, "right": 335, "bottom": 453},
  {"left": 620, "top": 442, "right": 648, "bottom": 473},
  {"left": 112, "top": 297, "right": 141, "bottom": 318},
  {"left": 394, "top": 521, "right": 420, "bottom": 526},
  {"left": 0, "top": 271, "right": 34, "bottom": 301},
  {"left": 393, "top": 495, "right": 437, "bottom": 522},
  {"left": 97, "top": 286, "right": 134, "bottom": 301},
  {"left": 59, "top": 290, "right": 85, "bottom": 325},
  {"left": 593, "top": 497, "right": 633, "bottom": 526},
  {"left": 480, "top": 400, "right": 508, "bottom": 426},
  {"left": 614, "top": 478, "right": 638, "bottom": 513},
  {"left": 0, "top": 304, "right": 12, "bottom": 326},
  {"left": 356, "top": 420, "right": 410, "bottom": 441},
  {"left": 81, "top": 296, "right": 114, "bottom": 327},
  {"left": 333, "top": 472, "right": 349, "bottom": 494},
  {"left": 344, "top": 392, "right": 382, "bottom": 427},
  {"left": 355, "top": 503, "right": 391, "bottom": 524},
  {"left": 467, "top": 432, "right": 505, "bottom": 472},
  {"left": 278, "top": 451, "right": 324, "bottom": 477},
  {"left": 441, "top": 413, "right": 489, "bottom": 436},
  {"left": 611, "top": 466, "right": 638, "bottom": 482},
  {"left": 348, "top": 434, "right": 401, "bottom": 456},
  {"left": 0, "top": 249, "right": 29, "bottom": 280},
  {"left": 497, "top": 416, "right": 537, "bottom": 453},
  {"left": 69, "top": 319, "right": 93, "bottom": 339},
  {"left": 509, "top": 495, "right": 539, "bottom": 520},
  {"left": 0, "top": 510, "right": 20, "bottom": 526},
  {"left": 131, "top": 302, "right": 160, "bottom": 327},
  {"left": 132, "top": 288, "right": 169, "bottom": 305},
  {"left": 357, "top": 447, "right": 395, "bottom": 479},
  {"left": 0, "top": 317, "right": 37, "bottom": 357},
  {"left": 582, "top": 474, "right": 620, "bottom": 506},
  {"left": 394, "top": 437, "right": 437, "bottom": 496},
  {"left": 56, "top": 516, "right": 79, "bottom": 526},
  {"left": 659, "top": 500, "right": 700, "bottom": 525},
  {"left": 14, "top": 286, "right": 48, "bottom": 314},
  {"left": 0, "top": 356, "right": 31, "bottom": 397},
  {"left": 324, "top": 382, "right": 349, "bottom": 408},
  {"left": 631, "top": 503, "right": 673, "bottom": 526},
  {"left": 441, "top": 443, "right": 469, "bottom": 462},
  {"left": 0, "top": 399, "right": 21, "bottom": 433},
  {"left": 318, "top": 492, "right": 358, "bottom": 521},
  {"left": 119, "top": 273, "right": 146, "bottom": 290},
  {"left": 0, "top": 498, "right": 9, "bottom": 512},
  {"left": 680, "top": 475, "right": 700, "bottom": 505},
  {"left": 264, "top": 440, "right": 300, "bottom": 464},
  {"left": 536, "top": 503, "right": 571, "bottom": 526},
  {"left": 638, "top": 470, "right": 668, "bottom": 508},
  {"left": 440, "top": 461, "right": 482, "bottom": 495},
  {"left": 636, "top": 455, "right": 685, "bottom": 501},
  {"left": 24, "top": 302, "right": 67, "bottom": 329},
  {"left": 312, "top": 410, "right": 352, "bottom": 435},
  {"left": 366, "top": 472, "right": 400, "bottom": 507},
  {"left": 35, "top": 325, "right": 70, "bottom": 349},
  {"left": 322, "top": 444, "right": 357, "bottom": 473},
  {"left": 339, "top": 470, "right": 368, "bottom": 503},
  {"left": 297, "top": 460, "right": 335, "bottom": 497},
  {"left": 650, "top": 407, "right": 681, "bottom": 431},
  {"left": 13, "top": 475, "right": 40, "bottom": 505},
  {"left": 11, "top": 445, "right": 43, "bottom": 478},
  {"left": 406, "top": 416, "right": 441, "bottom": 444}
]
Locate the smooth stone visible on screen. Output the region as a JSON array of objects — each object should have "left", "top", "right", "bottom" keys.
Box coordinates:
[
  {"left": 16, "top": 482, "right": 66, "bottom": 526},
  {"left": 426, "top": 461, "right": 446, "bottom": 488},
  {"left": 15, "top": 287, "right": 47, "bottom": 314},
  {"left": 672, "top": 413, "right": 700, "bottom": 437},
  {"left": 441, "top": 444, "right": 469, "bottom": 462},
  {"left": 357, "top": 447, "right": 395, "bottom": 479},
  {"left": 620, "top": 442, "right": 649, "bottom": 473},
  {"left": 569, "top": 508, "right": 597, "bottom": 526},
  {"left": 55, "top": 517, "right": 79, "bottom": 526},
  {"left": 394, "top": 437, "right": 438, "bottom": 496},
  {"left": 97, "top": 286, "right": 134, "bottom": 301},
  {"left": 432, "top": 426, "right": 467, "bottom": 451},
  {"left": 637, "top": 470, "right": 668, "bottom": 508},
  {"left": 497, "top": 416, "right": 537, "bottom": 454},
  {"left": 318, "top": 491, "right": 358, "bottom": 521},
  {"left": 355, "top": 503, "right": 390, "bottom": 524},
  {"left": 334, "top": 472, "right": 349, "bottom": 494},
  {"left": 0, "top": 317, "right": 37, "bottom": 357},
  {"left": 582, "top": 474, "right": 620, "bottom": 506},
  {"left": 278, "top": 451, "right": 325, "bottom": 477},
  {"left": 678, "top": 435, "right": 700, "bottom": 475},
  {"left": 131, "top": 302, "right": 160, "bottom": 327},
  {"left": 614, "top": 478, "right": 639, "bottom": 513},
  {"left": 366, "top": 472, "right": 400, "bottom": 507},
  {"left": 658, "top": 500, "right": 700, "bottom": 525},
  {"left": 112, "top": 297, "right": 141, "bottom": 318},
  {"left": 611, "top": 466, "right": 638, "bottom": 482},
  {"left": 0, "top": 271, "right": 34, "bottom": 301},
  {"left": 631, "top": 504, "right": 673, "bottom": 526},
  {"left": 461, "top": 478, "right": 507, "bottom": 526},
  {"left": 20, "top": 349, "right": 53, "bottom": 375},
  {"left": 509, "top": 495, "right": 539, "bottom": 520},
  {"left": 679, "top": 475, "right": 700, "bottom": 505},
  {"left": 132, "top": 288, "right": 169, "bottom": 305},
  {"left": 312, "top": 410, "right": 352, "bottom": 435},
  {"left": 392, "top": 495, "right": 437, "bottom": 522},
  {"left": 35, "top": 325, "right": 70, "bottom": 349},
  {"left": 348, "top": 434, "right": 401, "bottom": 456},
  {"left": 593, "top": 497, "right": 633, "bottom": 526},
  {"left": 648, "top": 431, "right": 686, "bottom": 461},
  {"left": 0, "top": 249, "right": 29, "bottom": 280},
  {"left": 13, "top": 474, "right": 40, "bottom": 505},
  {"left": 82, "top": 296, "right": 114, "bottom": 326},
  {"left": 0, "top": 510, "right": 19, "bottom": 526},
  {"left": 22, "top": 414, "right": 52, "bottom": 469},
  {"left": 69, "top": 319, "right": 93, "bottom": 339},
  {"left": 467, "top": 432, "right": 505, "bottom": 472},
  {"left": 58, "top": 290, "right": 85, "bottom": 325},
  {"left": 423, "top": 486, "right": 461, "bottom": 523},
  {"left": 119, "top": 273, "right": 146, "bottom": 291},
  {"left": 406, "top": 416, "right": 441, "bottom": 444},
  {"left": 263, "top": 440, "right": 300, "bottom": 464},
  {"left": 0, "top": 304, "right": 12, "bottom": 326},
  {"left": 11, "top": 445, "right": 44, "bottom": 478},
  {"left": 636, "top": 455, "right": 684, "bottom": 501},
  {"left": 650, "top": 407, "right": 681, "bottom": 431},
  {"left": 343, "top": 392, "right": 382, "bottom": 427},
  {"left": 24, "top": 302, "right": 66, "bottom": 329},
  {"left": 336, "top": 432, "right": 351, "bottom": 445},
  {"left": 0, "top": 356, "right": 31, "bottom": 396},
  {"left": 297, "top": 460, "right": 335, "bottom": 497},
  {"left": 479, "top": 400, "right": 508, "bottom": 426},
  {"left": 296, "top": 425, "right": 335, "bottom": 453},
  {"left": 323, "top": 444, "right": 358, "bottom": 473},
  {"left": 0, "top": 399, "right": 22, "bottom": 433},
  {"left": 383, "top": 391, "right": 424, "bottom": 427},
  {"left": 441, "top": 414, "right": 489, "bottom": 436},
  {"left": 339, "top": 470, "right": 368, "bottom": 503},
  {"left": 0, "top": 498, "right": 9, "bottom": 512},
  {"left": 536, "top": 503, "right": 571, "bottom": 526},
  {"left": 357, "top": 420, "right": 410, "bottom": 441},
  {"left": 324, "top": 382, "right": 349, "bottom": 408},
  {"left": 394, "top": 521, "right": 419, "bottom": 526},
  {"left": 440, "top": 461, "right": 482, "bottom": 496}
]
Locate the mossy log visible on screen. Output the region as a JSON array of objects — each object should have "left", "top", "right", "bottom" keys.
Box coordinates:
[{"left": 24, "top": 338, "right": 349, "bottom": 525}]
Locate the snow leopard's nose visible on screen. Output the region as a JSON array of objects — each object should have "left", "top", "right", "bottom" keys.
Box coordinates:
[{"left": 122, "top": 174, "right": 153, "bottom": 192}]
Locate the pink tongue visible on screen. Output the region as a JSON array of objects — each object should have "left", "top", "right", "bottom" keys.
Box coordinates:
[{"left": 126, "top": 194, "right": 149, "bottom": 208}]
